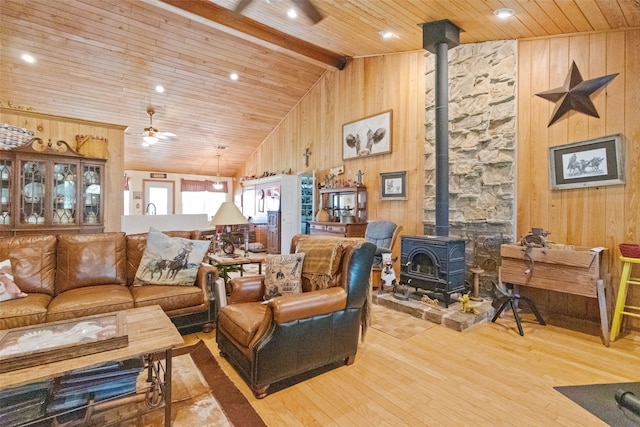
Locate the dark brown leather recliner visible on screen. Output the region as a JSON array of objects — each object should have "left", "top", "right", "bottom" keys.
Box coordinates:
[{"left": 215, "top": 234, "right": 375, "bottom": 398}]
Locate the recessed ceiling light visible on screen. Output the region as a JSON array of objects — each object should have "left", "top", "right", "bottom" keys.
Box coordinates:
[
  {"left": 287, "top": 8, "right": 297, "bottom": 19},
  {"left": 379, "top": 31, "right": 394, "bottom": 39},
  {"left": 21, "top": 53, "right": 36, "bottom": 64},
  {"left": 230, "top": 73, "right": 239, "bottom": 81},
  {"left": 155, "top": 85, "right": 165, "bottom": 93},
  {"left": 494, "top": 8, "right": 515, "bottom": 18}
]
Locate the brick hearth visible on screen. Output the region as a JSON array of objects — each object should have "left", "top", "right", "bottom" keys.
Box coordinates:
[{"left": 372, "top": 292, "right": 496, "bottom": 332}]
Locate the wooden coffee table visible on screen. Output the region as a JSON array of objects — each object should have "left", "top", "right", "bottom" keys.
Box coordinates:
[{"left": 0, "top": 305, "right": 183, "bottom": 426}]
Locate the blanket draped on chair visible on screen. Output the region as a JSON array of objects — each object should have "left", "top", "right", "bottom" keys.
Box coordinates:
[{"left": 296, "top": 238, "right": 344, "bottom": 290}]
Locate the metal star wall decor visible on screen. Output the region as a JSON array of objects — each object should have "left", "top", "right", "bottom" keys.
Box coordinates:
[{"left": 535, "top": 61, "right": 618, "bottom": 127}]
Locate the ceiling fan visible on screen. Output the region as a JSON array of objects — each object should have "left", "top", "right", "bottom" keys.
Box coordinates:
[
  {"left": 141, "top": 106, "right": 176, "bottom": 147},
  {"left": 234, "top": 0, "right": 324, "bottom": 24}
]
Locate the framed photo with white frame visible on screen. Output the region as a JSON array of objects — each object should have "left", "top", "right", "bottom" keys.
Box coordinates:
[
  {"left": 380, "top": 171, "right": 407, "bottom": 200},
  {"left": 548, "top": 134, "right": 624, "bottom": 190},
  {"left": 342, "top": 110, "right": 392, "bottom": 160}
]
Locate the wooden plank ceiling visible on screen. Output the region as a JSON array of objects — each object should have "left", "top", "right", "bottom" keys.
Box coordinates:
[{"left": 1, "top": 0, "right": 639, "bottom": 177}]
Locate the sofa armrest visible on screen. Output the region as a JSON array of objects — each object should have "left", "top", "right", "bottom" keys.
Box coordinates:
[
  {"left": 228, "top": 275, "right": 266, "bottom": 304},
  {"left": 196, "top": 263, "right": 218, "bottom": 297},
  {"left": 268, "top": 287, "right": 347, "bottom": 324}
]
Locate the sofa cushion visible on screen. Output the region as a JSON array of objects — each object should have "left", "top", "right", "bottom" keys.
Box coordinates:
[
  {"left": 218, "top": 302, "right": 267, "bottom": 348},
  {"left": 55, "top": 232, "right": 127, "bottom": 293},
  {"left": 0, "top": 259, "right": 27, "bottom": 301},
  {"left": 263, "top": 253, "right": 305, "bottom": 300},
  {"left": 130, "top": 284, "right": 204, "bottom": 311},
  {"left": 133, "top": 229, "right": 209, "bottom": 286},
  {"left": 46, "top": 285, "right": 134, "bottom": 323},
  {"left": 0, "top": 293, "right": 51, "bottom": 329},
  {"left": 0, "top": 234, "right": 57, "bottom": 295},
  {"left": 126, "top": 230, "right": 196, "bottom": 286}
]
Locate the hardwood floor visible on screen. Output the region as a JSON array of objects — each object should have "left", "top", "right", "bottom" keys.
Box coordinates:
[{"left": 184, "top": 307, "right": 640, "bottom": 426}]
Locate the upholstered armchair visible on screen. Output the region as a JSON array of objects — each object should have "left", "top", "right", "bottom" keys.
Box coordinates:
[
  {"left": 365, "top": 220, "right": 402, "bottom": 267},
  {"left": 215, "top": 234, "right": 375, "bottom": 398}
]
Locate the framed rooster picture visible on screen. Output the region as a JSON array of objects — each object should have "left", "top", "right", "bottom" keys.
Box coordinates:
[{"left": 342, "top": 110, "right": 392, "bottom": 160}]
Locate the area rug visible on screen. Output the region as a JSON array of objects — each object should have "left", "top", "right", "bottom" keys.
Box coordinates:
[
  {"left": 554, "top": 382, "right": 640, "bottom": 426},
  {"left": 86, "top": 340, "right": 265, "bottom": 426},
  {"left": 370, "top": 304, "right": 436, "bottom": 339}
]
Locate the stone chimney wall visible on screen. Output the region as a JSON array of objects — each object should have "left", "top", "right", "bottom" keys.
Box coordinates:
[{"left": 424, "top": 40, "right": 517, "bottom": 288}]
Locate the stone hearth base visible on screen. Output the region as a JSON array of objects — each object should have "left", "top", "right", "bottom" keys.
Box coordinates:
[{"left": 373, "top": 291, "right": 496, "bottom": 332}]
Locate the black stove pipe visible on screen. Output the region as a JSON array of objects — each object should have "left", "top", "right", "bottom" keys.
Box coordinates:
[
  {"left": 434, "top": 41, "right": 449, "bottom": 237},
  {"left": 422, "top": 20, "right": 461, "bottom": 237}
]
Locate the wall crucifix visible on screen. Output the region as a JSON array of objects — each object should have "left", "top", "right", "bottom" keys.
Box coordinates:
[{"left": 303, "top": 147, "right": 312, "bottom": 167}]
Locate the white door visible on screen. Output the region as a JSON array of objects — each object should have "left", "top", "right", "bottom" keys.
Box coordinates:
[
  {"left": 143, "top": 180, "right": 175, "bottom": 214},
  {"left": 280, "top": 175, "right": 300, "bottom": 253}
]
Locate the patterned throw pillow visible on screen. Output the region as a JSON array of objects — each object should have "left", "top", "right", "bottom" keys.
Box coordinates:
[
  {"left": 133, "top": 229, "right": 209, "bottom": 286},
  {"left": 264, "top": 253, "right": 305, "bottom": 300},
  {"left": 0, "top": 259, "right": 27, "bottom": 301}
]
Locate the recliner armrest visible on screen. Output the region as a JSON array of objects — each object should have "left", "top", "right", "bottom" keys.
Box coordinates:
[
  {"left": 228, "top": 275, "right": 266, "bottom": 304},
  {"left": 269, "top": 287, "right": 347, "bottom": 324},
  {"left": 375, "top": 247, "right": 391, "bottom": 256}
]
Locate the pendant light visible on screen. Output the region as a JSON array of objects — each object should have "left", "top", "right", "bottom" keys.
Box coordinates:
[
  {"left": 213, "top": 145, "right": 227, "bottom": 190},
  {"left": 213, "top": 154, "right": 223, "bottom": 190}
]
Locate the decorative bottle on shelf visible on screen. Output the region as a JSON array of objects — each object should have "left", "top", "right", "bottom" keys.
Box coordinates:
[{"left": 316, "top": 195, "right": 329, "bottom": 222}]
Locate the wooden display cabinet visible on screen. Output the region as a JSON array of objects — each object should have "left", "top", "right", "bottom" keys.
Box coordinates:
[
  {"left": 317, "top": 185, "right": 367, "bottom": 223},
  {"left": 309, "top": 221, "right": 367, "bottom": 238},
  {"left": 0, "top": 138, "right": 106, "bottom": 236},
  {"left": 310, "top": 186, "right": 367, "bottom": 238}
]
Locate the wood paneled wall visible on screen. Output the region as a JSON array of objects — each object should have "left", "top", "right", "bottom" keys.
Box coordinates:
[
  {"left": 0, "top": 108, "right": 125, "bottom": 232},
  {"left": 239, "top": 29, "right": 640, "bottom": 324},
  {"left": 236, "top": 51, "right": 427, "bottom": 239},
  {"left": 517, "top": 29, "right": 640, "bottom": 320}
]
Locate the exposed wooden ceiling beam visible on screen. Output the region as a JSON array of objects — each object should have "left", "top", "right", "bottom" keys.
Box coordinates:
[{"left": 153, "top": 0, "right": 348, "bottom": 70}]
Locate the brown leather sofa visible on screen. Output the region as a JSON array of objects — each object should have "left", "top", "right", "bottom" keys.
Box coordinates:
[
  {"left": 0, "top": 231, "right": 218, "bottom": 334},
  {"left": 216, "top": 234, "right": 375, "bottom": 398}
]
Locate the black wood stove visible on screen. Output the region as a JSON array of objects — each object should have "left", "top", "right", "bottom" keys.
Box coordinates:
[{"left": 400, "top": 235, "right": 466, "bottom": 307}]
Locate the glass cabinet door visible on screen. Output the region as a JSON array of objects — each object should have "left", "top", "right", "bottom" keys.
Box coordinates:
[
  {"left": 82, "top": 164, "right": 101, "bottom": 224},
  {"left": 52, "top": 162, "right": 77, "bottom": 225},
  {"left": 19, "top": 160, "right": 47, "bottom": 225},
  {"left": 0, "top": 160, "right": 11, "bottom": 225}
]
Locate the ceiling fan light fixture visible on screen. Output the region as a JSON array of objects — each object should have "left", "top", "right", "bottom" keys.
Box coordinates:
[{"left": 143, "top": 135, "right": 159, "bottom": 145}]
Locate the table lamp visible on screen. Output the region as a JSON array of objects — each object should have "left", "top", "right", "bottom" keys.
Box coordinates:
[{"left": 210, "top": 202, "right": 248, "bottom": 256}]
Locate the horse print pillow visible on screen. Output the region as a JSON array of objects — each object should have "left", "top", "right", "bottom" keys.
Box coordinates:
[
  {"left": 263, "top": 253, "right": 305, "bottom": 300},
  {"left": 133, "top": 229, "right": 209, "bottom": 286}
]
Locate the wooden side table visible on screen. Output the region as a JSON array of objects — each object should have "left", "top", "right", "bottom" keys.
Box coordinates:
[{"left": 208, "top": 254, "right": 265, "bottom": 284}]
